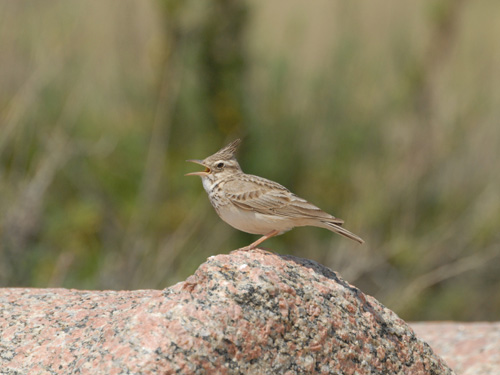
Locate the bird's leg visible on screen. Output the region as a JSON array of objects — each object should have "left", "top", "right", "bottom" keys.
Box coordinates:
[{"left": 239, "top": 230, "right": 280, "bottom": 251}]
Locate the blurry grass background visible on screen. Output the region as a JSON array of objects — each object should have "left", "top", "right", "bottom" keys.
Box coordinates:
[{"left": 1, "top": 0, "right": 499, "bottom": 321}]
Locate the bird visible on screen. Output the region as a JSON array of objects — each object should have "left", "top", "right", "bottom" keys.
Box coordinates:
[{"left": 185, "top": 139, "right": 364, "bottom": 250}]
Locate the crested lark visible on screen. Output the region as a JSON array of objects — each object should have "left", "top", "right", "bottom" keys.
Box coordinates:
[{"left": 186, "top": 139, "right": 364, "bottom": 250}]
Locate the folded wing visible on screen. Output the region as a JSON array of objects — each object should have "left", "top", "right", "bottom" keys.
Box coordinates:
[{"left": 223, "top": 174, "right": 344, "bottom": 225}]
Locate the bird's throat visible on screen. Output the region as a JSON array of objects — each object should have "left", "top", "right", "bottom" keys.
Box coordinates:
[{"left": 202, "top": 177, "right": 215, "bottom": 194}]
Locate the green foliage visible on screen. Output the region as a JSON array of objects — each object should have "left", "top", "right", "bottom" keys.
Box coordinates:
[{"left": 0, "top": 0, "right": 499, "bottom": 321}]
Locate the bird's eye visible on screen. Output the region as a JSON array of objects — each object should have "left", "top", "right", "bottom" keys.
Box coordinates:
[{"left": 216, "top": 162, "right": 225, "bottom": 169}]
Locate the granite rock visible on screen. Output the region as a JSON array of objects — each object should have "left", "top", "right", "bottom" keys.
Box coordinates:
[
  {"left": 0, "top": 249, "right": 454, "bottom": 374},
  {"left": 412, "top": 322, "right": 500, "bottom": 375}
]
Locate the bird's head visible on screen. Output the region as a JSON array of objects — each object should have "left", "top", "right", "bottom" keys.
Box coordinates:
[{"left": 185, "top": 139, "right": 243, "bottom": 183}]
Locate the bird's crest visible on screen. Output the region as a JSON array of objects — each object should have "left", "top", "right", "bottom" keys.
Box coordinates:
[{"left": 211, "top": 139, "right": 241, "bottom": 160}]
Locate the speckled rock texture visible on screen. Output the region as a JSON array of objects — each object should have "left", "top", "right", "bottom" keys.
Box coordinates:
[{"left": 1, "top": 249, "right": 454, "bottom": 375}]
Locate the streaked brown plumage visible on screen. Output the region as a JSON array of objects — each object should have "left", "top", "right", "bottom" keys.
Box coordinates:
[{"left": 186, "top": 139, "right": 364, "bottom": 249}]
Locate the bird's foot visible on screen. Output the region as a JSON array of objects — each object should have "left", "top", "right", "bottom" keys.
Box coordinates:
[
  {"left": 234, "top": 245, "right": 255, "bottom": 252},
  {"left": 231, "top": 246, "right": 273, "bottom": 254}
]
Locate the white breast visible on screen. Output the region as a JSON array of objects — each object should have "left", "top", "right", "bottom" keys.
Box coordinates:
[
  {"left": 217, "top": 203, "right": 294, "bottom": 235},
  {"left": 201, "top": 176, "right": 294, "bottom": 235}
]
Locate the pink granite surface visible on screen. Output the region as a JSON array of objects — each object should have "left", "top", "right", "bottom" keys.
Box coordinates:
[
  {"left": 0, "top": 249, "right": 454, "bottom": 374},
  {"left": 412, "top": 322, "right": 500, "bottom": 375}
]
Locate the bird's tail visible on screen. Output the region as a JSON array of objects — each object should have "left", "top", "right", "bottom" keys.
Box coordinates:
[{"left": 321, "top": 221, "right": 364, "bottom": 244}]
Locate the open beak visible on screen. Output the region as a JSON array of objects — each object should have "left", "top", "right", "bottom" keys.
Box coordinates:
[{"left": 185, "top": 159, "right": 211, "bottom": 177}]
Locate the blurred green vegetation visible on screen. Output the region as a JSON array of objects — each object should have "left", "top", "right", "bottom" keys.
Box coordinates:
[{"left": 1, "top": 0, "right": 499, "bottom": 321}]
